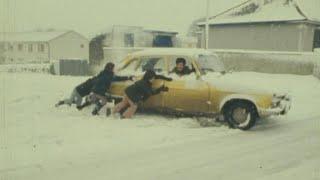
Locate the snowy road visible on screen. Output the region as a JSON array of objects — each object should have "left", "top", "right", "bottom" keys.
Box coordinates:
[{"left": 0, "top": 72, "right": 319, "bottom": 180}]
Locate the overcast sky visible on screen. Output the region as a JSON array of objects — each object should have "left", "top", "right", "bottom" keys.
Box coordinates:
[{"left": 0, "top": 0, "right": 245, "bottom": 37}]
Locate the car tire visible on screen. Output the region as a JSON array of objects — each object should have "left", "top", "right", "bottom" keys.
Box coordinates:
[{"left": 224, "top": 101, "right": 258, "bottom": 130}]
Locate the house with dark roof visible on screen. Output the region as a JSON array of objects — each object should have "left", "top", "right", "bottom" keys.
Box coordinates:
[
  {"left": 0, "top": 30, "right": 89, "bottom": 64},
  {"left": 197, "top": 0, "right": 320, "bottom": 52}
]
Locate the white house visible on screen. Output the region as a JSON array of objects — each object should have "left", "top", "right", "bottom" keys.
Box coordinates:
[
  {"left": 0, "top": 30, "right": 89, "bottom": 64},
  {"left": 197, "top": 0, "right": 320, "bottom": 52},
  {"left": 90, "top": 25, "right": 179, "bottom": 64},
  {"left": 102, "top": 25, "right": 178, "bottom": 48}
]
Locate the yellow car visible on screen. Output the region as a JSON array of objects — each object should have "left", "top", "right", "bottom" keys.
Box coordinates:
[{"left": 109, "top": 48, "right": 291, "bottom": 130}]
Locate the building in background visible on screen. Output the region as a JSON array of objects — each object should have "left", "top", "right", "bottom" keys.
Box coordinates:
[
  {"left": 102, "top": 25, "right": 178, "bottom": 48},
  {"left": 0, "top": 30, "right": 89, "bottom": 64},
  {"left": 176, "top": 35, "right": 198, "bottom": 48},
  {"left": 197, "top": 0, "right": 320, "bottom": 52},
  {"left": 90, "top": 25, "right": 178, "bottom": 64}
]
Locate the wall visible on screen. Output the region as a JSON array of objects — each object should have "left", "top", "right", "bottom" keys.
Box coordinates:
[
  {"left": 49, "top": 31, "right": 89, "bottom": 61},
  {"left": 299, "top": 24, "right": 316, "bottom": 51},
  {"left": 313, "top": 53, "right": 320, "bottom": 79},
  {"left": 214, "top": 49, "right": 317, "bottom": 75},
  {"left": 0, "top": 42, "right": 4, "bottom": 63},
  {"left": 102, "top": 47, "right": 319, "bottom": 77},
  {"left": 0, "top": 63, "right": 50, "bottom": 73},
  {"left": 1, "top": 42, "right": 49, "bottom": 64},
  {"left": 200, "top": 23, "right": 315, "bottom": 52},
  {"left": 176, "top": 36, "right": 198, "bottom": 48},
  {"left": 108, "top": 26, "right": 149, "bottom": 47},
  {"left": 103, "top": 26, "right": 178, "bottom": 48}
]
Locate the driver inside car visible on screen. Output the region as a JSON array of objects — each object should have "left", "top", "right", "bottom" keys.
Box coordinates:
[{"left": 170, "top": 58, "right": 195, "bottom": 77}]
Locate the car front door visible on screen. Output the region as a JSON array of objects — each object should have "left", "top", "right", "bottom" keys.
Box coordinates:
[{"left": 163, "top": 57, "right": 210, "bottom": 114}]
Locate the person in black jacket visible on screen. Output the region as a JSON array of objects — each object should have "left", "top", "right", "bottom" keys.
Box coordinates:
[
  {"left": 89, "top": 62, "right": 134, "bottom": 115},
  {"left": 113, "top": 70, "right": 172, "bottom": 119},
  {"left": 170, "top": 58, "right": 195, "bottom": 76},
  {"left": 55, "top": 62, "right": 133, "bottom": 111},
  {"left": 55, "top": 76, "right": 98, "bottom": 109}
]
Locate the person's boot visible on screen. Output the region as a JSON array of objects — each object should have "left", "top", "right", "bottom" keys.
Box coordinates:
[
  {"left": 92, "top": 102, "right": 103, "bottom": 116},
  {"left": 55, "top": 100, "right": 65, "bottom": 107},
  {"left": 77, "top": 101, "right": 92, "bottom": 111}
]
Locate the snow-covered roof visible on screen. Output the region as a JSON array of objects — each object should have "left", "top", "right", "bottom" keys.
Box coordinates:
[
  {"left": 143, "top": 26, "right": 178, "bottom": 34},
  {"left": 94, "top": 25, "right": 179, "bottom": 37},
  {"left": 296, "top": 0, "right": 320, "bottom": 22},
  {"left": 130, "top": 48, "right": 214, "bottom": 57},
  {"left": 198, "top": 0, "right": 319, "bottom": 26},
  {"left": 0, "top": 31, "right": 71, "bottom": 42},
  {"left": 143, "top": 29, "right": 178, "bottom": 35}
]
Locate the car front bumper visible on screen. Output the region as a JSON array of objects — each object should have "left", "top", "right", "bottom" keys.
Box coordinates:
[{"left": 259, "top": 95, "right": 292, "bottom": 117}]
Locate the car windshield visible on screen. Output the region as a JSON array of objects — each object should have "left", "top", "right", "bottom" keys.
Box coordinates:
[{"left": 197, "top": 54, "right": 225, "bottom": 73}]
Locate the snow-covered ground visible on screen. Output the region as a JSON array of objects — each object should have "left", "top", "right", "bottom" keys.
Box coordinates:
[{"left": 0, "top": 72, "right": 320, "bottom": 180}]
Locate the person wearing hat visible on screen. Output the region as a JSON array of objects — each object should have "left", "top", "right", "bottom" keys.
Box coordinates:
[
  {"left": 88, "top": 62, "right": 134, "bottom": 115},
  {"left": 113, "top": 70, "right": 172, "bottom": 119},
  {"left": 170, "top": 58, "right": 195, "bottom": 76}
]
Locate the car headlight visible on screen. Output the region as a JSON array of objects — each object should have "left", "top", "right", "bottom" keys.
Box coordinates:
[
  {"left": 273, "top": 93, "right": 286, "bottom": 99},
  {"left": 272, "top": 93, "right": 286, "bottom": 107},
  {"left": 272, "top": 93, "right": 292, "bottom": 107}
]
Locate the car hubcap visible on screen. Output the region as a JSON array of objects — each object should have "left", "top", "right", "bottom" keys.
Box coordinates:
[{"left": 232, "top": 107, "right": 250, "bottom": 126}]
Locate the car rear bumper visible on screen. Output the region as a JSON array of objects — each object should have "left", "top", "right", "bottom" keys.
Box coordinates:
[{"left": 259, "top": 96, "right": 292, "bottom": 117}]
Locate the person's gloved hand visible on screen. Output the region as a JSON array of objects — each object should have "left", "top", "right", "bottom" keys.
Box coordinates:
[{"left": 160, "top": 85, "right": 169, "bottom": 92}]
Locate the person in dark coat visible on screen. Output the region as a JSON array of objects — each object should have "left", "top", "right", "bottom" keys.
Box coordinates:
[
  {"left": 89, "top": 62, "right": 134, "bottom": 115},
  {"left": 55, "top": 76, "right": 98, "bottom": 109},
  {"left": 170, "top": 58, "right": 195, "bottom": 76},
  {"left": 55, "top": 62, "right": 133, "bottom": 111},
  {"left": 113, "top": 70, "right": 172, "bottom": 119}
]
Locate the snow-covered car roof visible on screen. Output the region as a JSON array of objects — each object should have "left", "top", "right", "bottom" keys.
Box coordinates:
[{"left": 130, "top": 48, "right": 215, "bottom": 58}]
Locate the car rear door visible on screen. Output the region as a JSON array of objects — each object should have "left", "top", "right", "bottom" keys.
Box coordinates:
[{"left": 137, "top": 56, "right": 167, "bottom": 109}]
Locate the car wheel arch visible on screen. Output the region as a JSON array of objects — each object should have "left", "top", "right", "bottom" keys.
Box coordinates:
[{"left": 220, "top": 95, "right": 259, "bottom": 116}]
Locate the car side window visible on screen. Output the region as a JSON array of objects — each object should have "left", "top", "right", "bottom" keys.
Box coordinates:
[
  {"left": 119, "top": 58, "right": 139, "bottom": 75},
  {"left": 169, "top": 56, "right": 194, "bottom": 74},
  {"left": 139, "top": 57, "right": 165, "bottom": 73}
]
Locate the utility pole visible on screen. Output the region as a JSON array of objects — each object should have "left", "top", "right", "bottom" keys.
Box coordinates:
[{"left": 205, "top": 0, "right": 210, "bottom": 49}]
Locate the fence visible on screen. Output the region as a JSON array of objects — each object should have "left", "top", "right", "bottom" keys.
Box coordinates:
[
  {"left": 101, "top": 48, "right": 320, "bottom": 78},
  {"left": 0, "top": 63, "right": 50, "bottom": 73},
  {"left": 214, "top": 49, "right": 317, "bottom": 75}
]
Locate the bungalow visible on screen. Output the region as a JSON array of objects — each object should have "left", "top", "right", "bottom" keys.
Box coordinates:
[
  {"left": 197, "top": 0, "right": 320, "bottom": 52},
  {"left": 0, "top": 30, "right": 89, "bottom": 64}
]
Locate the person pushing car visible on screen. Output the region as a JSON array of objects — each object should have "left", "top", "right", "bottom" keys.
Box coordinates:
[
  {"left": 55, "top": 62, "right": 133, "bottom": 111},
  {"left": 88, "top": 62, "right": 134, "bottom": 115},
  {"left": 113, "top": 70, "right": 172, "bottom": 119}
]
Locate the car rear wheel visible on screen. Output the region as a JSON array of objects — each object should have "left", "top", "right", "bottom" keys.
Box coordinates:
[{"left": 224, "top": 101, "right": 258, "bottom": 130}]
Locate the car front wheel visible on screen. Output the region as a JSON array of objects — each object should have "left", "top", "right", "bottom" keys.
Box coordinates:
[{"left": 224, "top": 101, "right": 258, "bottom": 130}]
